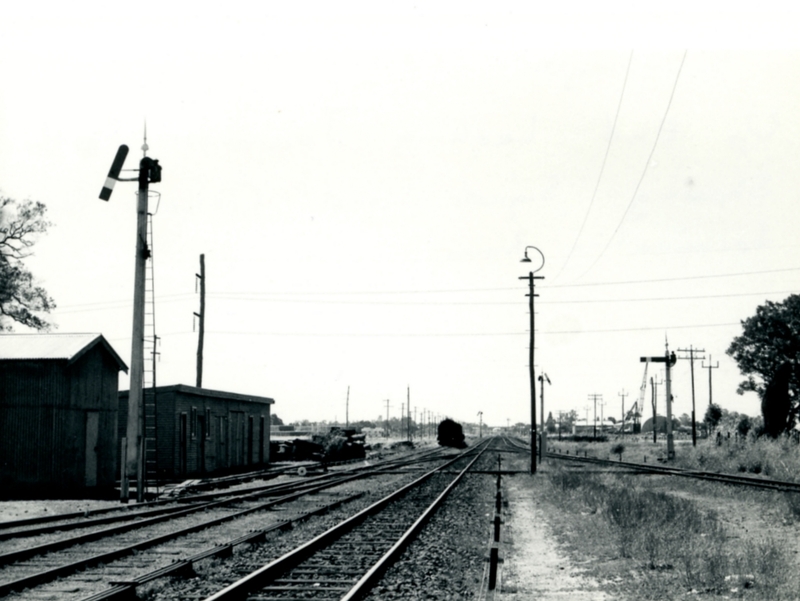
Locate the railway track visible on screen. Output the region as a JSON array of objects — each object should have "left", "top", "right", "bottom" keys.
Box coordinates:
[
  {"left": 0, "top": 446, "right": 453, "bottom": 600},
  {"left": 0, "top": 447, "right": 448, "bottom": 541},
  {"left": 0, "top": 462, "right": 326, "bottom": 535},
  {"left": 547, "top": 448, "right": 800, "bottom": 492},
  {"left": 196, "top": 439, "right": 494, "bottom": 601}
]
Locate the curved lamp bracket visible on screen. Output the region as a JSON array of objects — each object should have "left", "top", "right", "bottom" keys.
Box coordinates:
[{"left": 520, "top": 245, "right": 545, "bottom": 273}]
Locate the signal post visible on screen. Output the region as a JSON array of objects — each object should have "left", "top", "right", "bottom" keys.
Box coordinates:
[
  {"left": 640, "top": 346, "right": 677, "bottom": 460},
  {"left": 100, "top": 139, "right": 162, "bottom": 502}
]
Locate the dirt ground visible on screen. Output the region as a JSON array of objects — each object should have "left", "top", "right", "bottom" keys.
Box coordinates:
[{"left": 0, "top": 499, "right": 120, "bottom": 522}]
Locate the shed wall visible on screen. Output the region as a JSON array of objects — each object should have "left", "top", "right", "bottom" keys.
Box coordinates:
[
  {"left": 119, "top": 387, "right": 272, "bottom": 481},
  {"left": 0, "top": 345, "right": 120, "bottom": 497}
]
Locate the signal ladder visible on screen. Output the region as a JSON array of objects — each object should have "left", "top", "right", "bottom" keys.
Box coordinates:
[{"left": 142, "top": 210, "right": 160, "bottom": 495}]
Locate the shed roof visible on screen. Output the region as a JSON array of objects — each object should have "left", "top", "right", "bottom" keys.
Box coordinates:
[
  {"left": 119, "top": 384, "right": 273, "bottom": 405},
  {"left": 0, "top": 333, "right": 128, "bottom": 373}
]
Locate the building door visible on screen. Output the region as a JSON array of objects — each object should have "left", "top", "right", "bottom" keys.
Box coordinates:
[
  {"left": 179, "top": 413, "right": 188, "bottom": 476},
  {"left": 84, "top": 411, "right": 99, "bottom": 487},
  {"left": 216, "top": 415, "right": 227, "bottom": 469},
  {"left": 247, "top": 416, "right": 254, "bottom": 466},
  {"left": 230, "top": 412, "right": 244, "bottom": 467},
  {"left": 259, "top": 416, "right": 265, "bottom": 464},
  {"left": 198, "top": 415, "right": 206, "bottom": 475}
]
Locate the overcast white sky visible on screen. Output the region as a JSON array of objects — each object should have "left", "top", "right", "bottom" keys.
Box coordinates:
[{"left": 1, "top": 2, "right": 799, "bottom": 428}]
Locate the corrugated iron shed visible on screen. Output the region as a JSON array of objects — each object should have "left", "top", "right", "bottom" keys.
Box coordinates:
[
  {"left": 0, "top": 332, "right": 127, "bottom": 498},
  {"left": 0, "top": 333, "right": 127, "bottom": 373}
]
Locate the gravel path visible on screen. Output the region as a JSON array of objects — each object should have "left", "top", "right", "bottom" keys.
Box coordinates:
[{"left": 501, "top": 470, "right": 609, "bottom": 600}]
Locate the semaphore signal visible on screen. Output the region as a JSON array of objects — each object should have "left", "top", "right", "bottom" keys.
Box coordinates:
[
  {"left": 98, "top": 134, "right": 163, "bottom": 503},
  {"left": 99, "top": 145, "right": 129, "bottom": 201}
]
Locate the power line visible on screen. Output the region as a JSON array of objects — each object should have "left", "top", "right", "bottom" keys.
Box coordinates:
[
  {"left": 115, "top": 321, "right": 738, "bottom": 341},
  {"left": 201, "top": 289, "right": 798, "bottom": 306},
  {"left": 54, "top": 266, "right": 800, "bottom": 312},
  {"left": 551, "top": 267, "right": 800, "bottom": 288},
  {"left": 556, "top": 50, "right": 633, "bottom": 280},
  {"left": 580, "top": 50, "right": 688, "bottom": 278}
]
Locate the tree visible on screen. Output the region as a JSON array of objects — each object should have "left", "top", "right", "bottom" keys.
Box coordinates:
[
  {"left": 761, "top": 362, "right": 793, "bottom": 437},
  {"left": 270, "top": 414, "right": 284, "bottom": 426},
  {"left": 559, "top": 410, "right": 578, "bottom": 433},
  {"left": 736, "top": 415, "right": 752, "bottom": 438},
  {"left": 545, "top": 411, "right": 556, "bottom": 433},
  {"left": 727, "top": 295, "right": 800, "bottom": 432},
  {"left": 0, "top": 196, "right": 55, "bottom": 330},
  {"left": 704, "top": 403, "right": 722, "bottom": 432}
]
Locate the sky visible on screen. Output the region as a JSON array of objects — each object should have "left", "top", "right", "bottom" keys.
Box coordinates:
[{"left": 1, "top": 2, "right": 799, "bottom": 429}]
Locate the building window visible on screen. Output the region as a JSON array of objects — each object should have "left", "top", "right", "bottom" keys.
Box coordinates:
[
  {"left": 191, "top": 407, "right": 197, "bottom": 439},
  {"left": 206, "top": 408, "right": 212, "bottom": 439}
]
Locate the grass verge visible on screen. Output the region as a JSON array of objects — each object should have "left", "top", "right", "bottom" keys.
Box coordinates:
[{"left": 542, "top": 464, "right": 796, "bottom": 599}]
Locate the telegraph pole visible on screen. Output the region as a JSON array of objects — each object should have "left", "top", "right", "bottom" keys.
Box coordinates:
[
  {"left": 345, "top": 386, "right": 350, "bottom": 429},
  {"left": 619, "top": 389, "right": 629, "bottom": 436},
  {"left": 678, "top": 346, "right": 705, "bottom": 447},
  {"left": 194, "top": 254, "right": 205, "bottom": 388},
  {"left": 702, "top": 355, "right": 720, "bottom": 406},
  {"left": 588, "top": 394, "right": 602, "bottom": 439},
  {"left": 407, "top": 387, "right": 411, "bottom": 441},
  {"left": 520, "top": 246, "right": 544, "bottom": 474},
  {"left": 599, "top": 398, "right": 606, "bottom": 433},
  {"left": 478, "top": 411, "right": 483, "bottom": 438},
  {"left": 384, "top": 399, "right": 391, "bottom": 438}
]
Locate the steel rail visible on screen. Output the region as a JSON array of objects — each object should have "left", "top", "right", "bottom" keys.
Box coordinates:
[
  {"left": 200, "top": 438, "right": 493, "bottom": 601},
  {"left": 0, "top": 500, "right": 211, "bottom": 541},
  {"left": 547, "top": 451, "right": 800, "bottom": 492},
  {"left": 341, "top": 441, "right": 489, "bottom": 600},
  {"left": 0, "top": 463, "right": 318, "bottom": 532},
  {"left": 77, "top": 492, "right": 364, "bottom": 601},
  {"left": 0, "top": 474, "right": 383, "bottom": 598},
  {"left": 0, "top": 447, "right": 446, "bottom": 540},
  {"left": 0, "top": 448, "right": 455, "bottom": 597}
]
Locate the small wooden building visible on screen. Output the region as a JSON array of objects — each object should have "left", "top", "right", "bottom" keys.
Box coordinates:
[
  {"left": 0, "top": 333, "right": 127, "bottom": 498},
  {"left": 118, "top": 384, "right": 274, "bottom": 481}
]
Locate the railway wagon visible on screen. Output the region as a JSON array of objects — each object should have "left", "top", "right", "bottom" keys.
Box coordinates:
[
  {"left": 118, "top": 384, "right": 274, "bottom": 481},
  {"left": 0, "top": 333, "right": 128, "bottom": 498}
]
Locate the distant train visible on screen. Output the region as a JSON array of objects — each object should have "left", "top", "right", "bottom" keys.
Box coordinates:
[{"left": 437, "top": 418, "right": 467, "bottom": 449}]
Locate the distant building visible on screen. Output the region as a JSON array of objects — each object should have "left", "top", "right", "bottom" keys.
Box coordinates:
[
  {"left": 572, "top": 418, "right": 618, "bottom": 436},
  {"left": 0, "top": 333, "right": 127, "bottom": 498}
]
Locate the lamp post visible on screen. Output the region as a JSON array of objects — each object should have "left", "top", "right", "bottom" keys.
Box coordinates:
[{"left": 520, "top": 246, "right": 544, "bottom": 474}]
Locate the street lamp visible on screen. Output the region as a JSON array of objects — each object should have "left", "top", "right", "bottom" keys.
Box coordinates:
[{"left": 520, "top": 246, "right": 544, "bottom": 474}]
